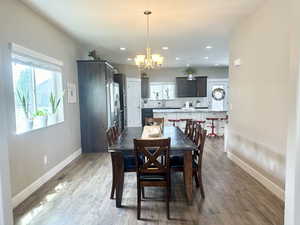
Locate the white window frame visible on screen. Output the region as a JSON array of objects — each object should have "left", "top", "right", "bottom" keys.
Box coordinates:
[
  {"left": 10, "top": 43, "right": 65, "bottom": 134},
  {"left": 149, "top": 82, "right": 176, "bottom": 100}
]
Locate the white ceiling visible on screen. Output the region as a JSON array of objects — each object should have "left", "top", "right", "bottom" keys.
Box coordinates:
[{"left": 22, "top": 0, "right": 265, "bottom": 68}]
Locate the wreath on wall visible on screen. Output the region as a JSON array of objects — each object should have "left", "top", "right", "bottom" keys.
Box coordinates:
[{"left": 212, "top": 88, "right": 226, "bottom": 101}]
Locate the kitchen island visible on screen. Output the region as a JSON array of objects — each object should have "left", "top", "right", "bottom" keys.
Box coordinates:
[{"left": 150, "top": 107, "right": 228, "bottom": 133}]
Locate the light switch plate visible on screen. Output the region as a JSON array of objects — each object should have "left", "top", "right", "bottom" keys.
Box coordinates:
[{"left": 234, "top": 59, "right": 241, "bottom": 67}]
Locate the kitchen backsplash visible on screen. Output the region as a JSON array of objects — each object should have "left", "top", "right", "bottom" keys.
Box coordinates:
[{"left": 142, "top": 97, "right": 209, "bottom": 108}]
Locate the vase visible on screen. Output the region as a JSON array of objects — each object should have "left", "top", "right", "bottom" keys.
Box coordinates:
[
  {"left": 48, "top": 113, "right": 58, "bottom": 125},
  {"left": 35, "top": 116, "right": 48, "bottom": 128},
  {"left": 24, "top": 119, "right": 34, "bottom": 131}
]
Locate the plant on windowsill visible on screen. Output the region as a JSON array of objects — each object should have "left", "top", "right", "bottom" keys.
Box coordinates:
[
  {"left": 48, "top": 92, "right": 63, "bottom": 125},
  {"left": 16, "top": 89, "right": 33, "bottom": 131},
  {"left": 33, "top": 110, "right": 48, "bottom": 128}
]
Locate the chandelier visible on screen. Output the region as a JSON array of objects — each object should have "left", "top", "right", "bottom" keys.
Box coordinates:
[{"left": 135, "top": 10, "right": 164, "bottom": 70}]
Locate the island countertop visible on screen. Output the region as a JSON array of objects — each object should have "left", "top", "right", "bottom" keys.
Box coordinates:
[{"left": 152, "top": 108, "right": 227, "bottom": 113}]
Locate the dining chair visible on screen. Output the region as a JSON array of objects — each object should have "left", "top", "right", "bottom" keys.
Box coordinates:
[
  {"left": 112, "top": 125, "right": 120, "bottom": 138},
  {"left": 107, "top": 127, "right": 137, "bottom": 200},
  {"left": 145, "top": 117, "right": 164, "bottom": 129},
  {"left": 187, "top": 120, "right": 197, "bottom": 140},
  {"left": 170, "top": 125, "right": 207, "bottom": 198},
  {"left": 106, "top": 128, "right": 115, "bottom": 146},
  {"left": 193, "top": 126, "right": 207, "bottom": 198},
  {"left": 182, "top": 119, "right": 192, "bottom": 135},
  {"left": 134, "top": 138, "right": 171, "bottom": 220}
]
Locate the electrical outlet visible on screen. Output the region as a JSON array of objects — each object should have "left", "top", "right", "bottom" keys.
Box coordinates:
[{"left": 44, "top": 155, "right": 48, "bottom": 165}]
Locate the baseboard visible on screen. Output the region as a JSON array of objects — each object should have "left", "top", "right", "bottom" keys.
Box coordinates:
[
  {"left": 12, "top": 148, "right": 82, "bottom": 208},
  {"left": 227, "top": 152, "right": 285, "bottom": 201}
]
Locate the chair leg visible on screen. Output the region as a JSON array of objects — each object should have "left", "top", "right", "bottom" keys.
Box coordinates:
[
  {"left": 137, "top": 183, "right": 141, "bottom": 220},
  {"left": 199, "top": 171, "right": 205, "bottom": 199},
  {"left": 194, "top": 171, "right": 200, "bottom": 188},
  {"left": 110, "top": 156, "right": 116, "bottom": 199},
  {"left": 110, "top": 174, "right": 116, "bottom": 199},
  {"left": 142, "top": 187, "right": 145, "bottom": 199},
  {"left": 166, "top": 176, "right": 171, "bottom": 219}
]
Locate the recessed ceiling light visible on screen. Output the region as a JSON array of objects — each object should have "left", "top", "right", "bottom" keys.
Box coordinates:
[
  {"left": 120, "top": 47, "right": 126, "bottom": 51},
  {"left": 127, "top": 58, "right": 132, "bottom": 61},
  {"left": 175, "top": 57, "right": 180, "bottom": 61},
  {"left": 206, "top": 46, "right": 213, "bottom": 49},
  {"left": 162, "top": 46, "right": 169, "bottom": 50},
  {"left": 204, "top": 57, "right": 209, "bottom": 60}
]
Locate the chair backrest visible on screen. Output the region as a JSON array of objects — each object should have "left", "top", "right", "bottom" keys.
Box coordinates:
[
  {"left": 193, "top": 123, "right": 202, "bottom": 145},
  {"left": 134, "top": 138, "right": 171, "bottom": 175},
  {"left": 145, "top": 117, "right": 164, "bottom": 128},
  {"left": 194, "top": 127, "right": 207, "bottom": 168},
  {"left": 184, "top": 119, "right": 193, "bottom": 135},
  {"left": 106, "top": 128, "right": 114, "bottom": 147},
  {"left": 187, "top": 121, "right": 197, "bottom": 140},
  {"left": 112, "top": 126, "right": 120, "bottom": 138}
]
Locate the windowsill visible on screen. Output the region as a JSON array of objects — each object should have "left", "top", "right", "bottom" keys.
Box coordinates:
[{"left": 16, "top": 120, "right": 64, "bottom": 135}]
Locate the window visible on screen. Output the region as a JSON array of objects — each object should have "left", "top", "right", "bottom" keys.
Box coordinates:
[
  {"left": 11, "top": 44, "right": 64, "bottom": 134},
  {"left": 150, "top": 82, "right": 175, "bottom": 100}
]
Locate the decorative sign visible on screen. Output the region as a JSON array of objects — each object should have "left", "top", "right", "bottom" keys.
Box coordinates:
[
  {"left": 67, "top": 83, "right": 77, "bottom": 103},
  {"left": 212, "top": 88, "right": 226, "bottom": 101}
]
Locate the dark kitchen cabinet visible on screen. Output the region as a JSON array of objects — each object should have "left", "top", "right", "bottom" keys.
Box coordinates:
[
  {"left": 196, "top": 76, "right": 207, "bottom": 97},
  {"left": 142, "top": 108, "right": 154, "bottom": 126},
  {"left": 176, "top": 76, "right": 207, "bottom": 97},
  {"left": 141, "top": 77, "right": 150, "bottom": 98},
  {"left": 176, "top": 77, "right": 197, "bottom": 97},
  {"left": 77, "top": 60, "right": 114, "bottom": 153}
]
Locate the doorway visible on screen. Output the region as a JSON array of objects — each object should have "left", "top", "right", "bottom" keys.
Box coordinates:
[{"left": 126, "top": 78, "right": 142, "bottom": 127}]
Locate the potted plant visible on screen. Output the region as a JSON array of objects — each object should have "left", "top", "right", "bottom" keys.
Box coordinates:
[
  {"left": 184, "top": 67, "right": 197, "bottom": 80},
  {"left": 16, "top": 89, "right": 33, "bottom": 130},
  {"left": 48, "top": 92, "right": 63, "bottom": 125},
  {"left": 88, "top": 50, "right": 101, "bottom": 61},
  {"left": 33, "top": 110, "right": 48, "bottom": 128}
]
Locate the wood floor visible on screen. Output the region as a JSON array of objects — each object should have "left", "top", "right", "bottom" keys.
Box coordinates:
[{"left": 14, "top": 138, "right": 284, "bottom": 225}]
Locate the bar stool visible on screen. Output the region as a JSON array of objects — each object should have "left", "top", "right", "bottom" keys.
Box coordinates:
[
  {"left": 219, "top": 115, "right": 229, "bottom": 137},
  {"left": 206, "top": 118, "right": 219, "bottom": 137},
  {"left": 168, "top": 119, "right": 180, "bottom": 127},
  {"left": 194, "top": 120, "right": 206, "bottom": 127}
]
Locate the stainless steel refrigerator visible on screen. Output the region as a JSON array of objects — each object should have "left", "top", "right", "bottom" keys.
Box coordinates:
[{"left": 107, "top": 82, "right": 121, "bottom": 130}]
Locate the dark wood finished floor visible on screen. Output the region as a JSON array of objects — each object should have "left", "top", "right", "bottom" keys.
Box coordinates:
[{"left": 14, "top": 138, "right": 284, "bottom": 225}]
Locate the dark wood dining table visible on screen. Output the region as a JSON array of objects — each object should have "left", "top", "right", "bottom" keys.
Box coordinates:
[{"left": 108, "top": 126, "right": 197, "bottom": 207}]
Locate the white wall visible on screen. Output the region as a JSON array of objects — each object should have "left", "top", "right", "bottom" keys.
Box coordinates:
[
  {"left": 0, "top": 0, "right": 82, "bottom": 201},
  {"left": 229, "top": 0, "right": 289, "bottom": 192}
]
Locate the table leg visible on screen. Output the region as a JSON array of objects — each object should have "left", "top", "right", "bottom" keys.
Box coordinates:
[
  {"left": 111, "top": 152, "right": 124, "bottom": 208},
  {"left": 184, "top": 151, "right": 193, "bottom": 204}
]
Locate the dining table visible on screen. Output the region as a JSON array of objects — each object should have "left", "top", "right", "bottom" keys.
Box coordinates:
[{"left": 108, "top": 126, "right": 197, "bottom": 207}]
